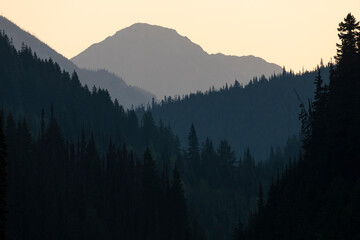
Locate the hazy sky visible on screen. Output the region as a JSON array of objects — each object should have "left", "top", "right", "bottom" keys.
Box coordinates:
[{"left": 1, "top": 0, "right": 359, "bottom": 72}]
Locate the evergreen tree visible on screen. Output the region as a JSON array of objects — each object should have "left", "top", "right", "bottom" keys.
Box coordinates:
[
  {"left": 257, "top": 183, "right": 264, "bottom": 213},
  {"left": 141, "top": 148, "right": 161, "bottom": 239},
  {"left": 242, "top": 148, "right": 254, "bottom": 168},
  {"left": 231, "top": 220, "right": 243, "bottom": 240},
  {"left": 335, "top": 13, "right": 359, "bottom": 63},
  {"left": 170, "top": 165, "right": 188, "bottom": 240},
  {"left": 217, "top": 140, "right": 236, "bottom": 166},
  {"left": 0, "top": 113, "right": 7, "bottom": 239},
  {"left": 313, "top": 66, "right": 324, "bottom": 112},
  {"left": 187, "top": 124, "right": 200, "bottom": 170}
]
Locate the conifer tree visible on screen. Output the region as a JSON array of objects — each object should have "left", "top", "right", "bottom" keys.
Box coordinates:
[
  {"left": 243, "top": 148, "right": 254, "bottom": 168},
  {"left": 335, "top": 13, "right": 359, "bottom": 63},
  {"left": 257, "top": 183, "right": 264, "bottom": 212},
  {"left": 231, "top": 220, "right": 243, "bottom": 240},
  {"left": 217, "top": 140, "right": 236, "bottom": 166},
  {"left": 187, "top": 124, "right": 200, "bottom": 169},
  {"left": 313, "top": 67, "right": 324, "bottom": 112},
  {"left": 170, "top": 165, "right": 188, "bottom": 240},
  {"left": 0, "top": 113, "right": 7, "bottom": 239}
]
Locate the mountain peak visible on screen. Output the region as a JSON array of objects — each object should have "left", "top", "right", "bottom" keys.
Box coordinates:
[
  {"left": 72, "top": 23, "right": 282, "bottom": 98},
  {"left": 121, "top": 22, "right": 178, "bottom": 33}
]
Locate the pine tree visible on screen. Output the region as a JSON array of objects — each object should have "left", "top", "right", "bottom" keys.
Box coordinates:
[
  {"left": 231, "top": 220, "right": 243, "bottom": 240},
  {"left": 298, "top": 100, "right": 312, "bottom": 149},
  {"left": 141, "top": 148, "right": 161, "bottom": 239},
  {"left": 0, "top": 113, "right": 7, "bottom": 239},
  {"left": 187, "top": 124, "right": 200, "bottom": 169},
  {"left": 313, "top": 66, "right": 324, "bottom": 112},
  {"left": 335, "top": 13, "right": 359, "bottom": 63},
  {"left": 243, "top": 148, "right": 254, "bottom": 168},
  {"left": 170, "top": 165, "right": 188, "bottom": 240},
  {"left": 217, "top": 140, "right": 236, "bottom": 166},
  {"left": 257, "top": 183, "right": 264, "bottom": 212}
]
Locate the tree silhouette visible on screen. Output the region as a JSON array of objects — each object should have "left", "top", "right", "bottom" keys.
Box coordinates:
[
  {"left": 231, "top": 220, "right": 243, "bottom": 240},
  {"left": 335, "top": 13, "right": 359, "bottom": 63},
  {"left": 187, "top": 124, "right": 200, "bottom": 171},
  {"left": 0, "top": 112, "right": 7, "bottom": 239}
]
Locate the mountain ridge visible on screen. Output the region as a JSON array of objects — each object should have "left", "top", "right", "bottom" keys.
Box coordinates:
[
  {"left": 0, "top": 16, "right": 154, "bottom": 108},
  {"left": 72, "top": 22, "right": 282, "bottom": 98}
]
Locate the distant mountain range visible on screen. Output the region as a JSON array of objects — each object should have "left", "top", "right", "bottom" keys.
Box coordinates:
[
  {"left": 72, "top": 23, "right": 283, "bottom": 98},
  {"left": 0, "top": 16, "right": 154, "bottom": 108}
]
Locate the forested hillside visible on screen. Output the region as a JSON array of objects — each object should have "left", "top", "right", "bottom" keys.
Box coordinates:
[
  {"left": 146, "top": 67, "right": 328, "bottom": 161},
  {"left": 0, "top": 31, "right": 198, "bottom": 239},
  {"left": 0, "top": 16, "right": 154, "bottom": 108},
  {"left": 0, "top": 30, "right": 296, "bottom": 240},
  {"left": 2, "top": 112, "right": 199, "bottom": 240},
  {"left": 234, "top": 13, "right": 360, "bottom": 240}
]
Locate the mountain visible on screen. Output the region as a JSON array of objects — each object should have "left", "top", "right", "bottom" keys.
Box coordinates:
[
  {"left": 0, "top": 16, "right": 154, "bottom": 108},
  {"left": 71, "top": 23, "right": 282, "bottom": 98},
  {"left": 0, "top": 31, "right": 205, "bottom": 240},
  {"left": 0, "top": 30, "right": 286, "bottom": 240}
]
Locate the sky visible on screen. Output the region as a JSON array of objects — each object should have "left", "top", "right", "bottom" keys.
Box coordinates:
[{"left": 1, "top": 0, "right": 360, "bottom": 72}]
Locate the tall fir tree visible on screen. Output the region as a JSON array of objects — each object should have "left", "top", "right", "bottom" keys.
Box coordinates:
[
  {"left": 187, "top": 124, "right": 200, "bottom": 172},
  {"left": 170, "top": 164, "right": 188, "bottom": 240},
  {"left": 257, "top": 183, "right": 264, "bottom": 213},
  {"left": 0, "top": 112, "right": 7, "bottom": 239},
  {"left": 231, "top": 220, "right": 243, "bottom": 240},
  {"left": 335, "top": 13, "right": 359, "bottom": 63}
]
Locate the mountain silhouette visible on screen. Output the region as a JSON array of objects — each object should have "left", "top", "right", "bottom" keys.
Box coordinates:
[
  {"left": 0, "top": 16, "right": 154, "bottom": 108},
  {"left": 71, "top": 23, "right": 282, "bottom": 98}
]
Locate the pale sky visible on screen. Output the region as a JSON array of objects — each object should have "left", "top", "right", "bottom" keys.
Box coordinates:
[{"left": 1, "top": 0, "right": 360, "bottom": 72}]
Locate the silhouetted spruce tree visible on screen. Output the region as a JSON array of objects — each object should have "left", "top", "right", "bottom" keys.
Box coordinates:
[
  {"left": 298, "top": 99, "right": 311, "bottom": 149},
  {"left": 242, "top": 148, "right": 254, "bottom": 168},
  {"left": 187, "top": 124, "right": 200, "bottom": 172},
  {"left": 330, "top": 13, "right": 360, "bottom": 176},
  {"left": 335, "top": 13, "right": 359, "bottom": 63},
  {"left": 0, "top": 112, "right": 7, "bottom": 239},
  {"left": 310, "top": 66, "right": 329, "bottom": 148},
  {"left": 71, "top": 71, "right": 82, "bottom": 88},
  {"left": 141, "top": 111, "right": 157, "bottom": 147},
  {"left": 141, "top": 148, "right": 161, "bottom": 239},
  {"left": 217, "top": 140, "right": 236, "bottom": 166},
  {"left": 257, "top": 183, "right": 264, "bottom": 213},
  {"left": 217, "top": 140, "right": 236, "bottom": 183},
  {"left": 200, "top": 137, "right": 218, "bottom": 184},
  {"left": 231, "top": 220, "right": 243, "bottom": 240},
  {"left": 313, "top": 67, "right": 324, "bottom": 112},
  {"left": 170, "top": 164, "right": 188, "bottom": 240},
  {"left": 84, "top": 133, "right": 101, "bottom": 205}
]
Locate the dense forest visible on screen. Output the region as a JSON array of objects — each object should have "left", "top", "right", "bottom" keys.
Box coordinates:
[
  {"left": 1, "top": 110, "right": 200, "bottom": 240},
  {"left": 233, "top": 13, "right": 360, "bottom": 240},
  {"left": 1, "top": 12, "right": 357, "bottom": 240},
  {"left": 144, "top": 65, "right": 328, "bottom": 161},
  {"left": 0, "top": 30, "right": 299, "bottom": 239}
]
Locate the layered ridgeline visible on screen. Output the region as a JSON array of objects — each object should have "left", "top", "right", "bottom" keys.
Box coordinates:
[
  {"left": 0, "top": 16, "right": 154, "bottom": 108},
  {"left": 234, "top": 13, "right": 360, "bottom": 240},
  {"left": 0, "top": 30, "right": 203, "bottom": 240},
  {"left": 71, "top": 23, "right": 282, "bottom": 99},
  {"left": 144, "top": 68, "right": 328, "bottom": 161},
  {"left": 0, "top": 31, "right": 296, "bottom": 240}
]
